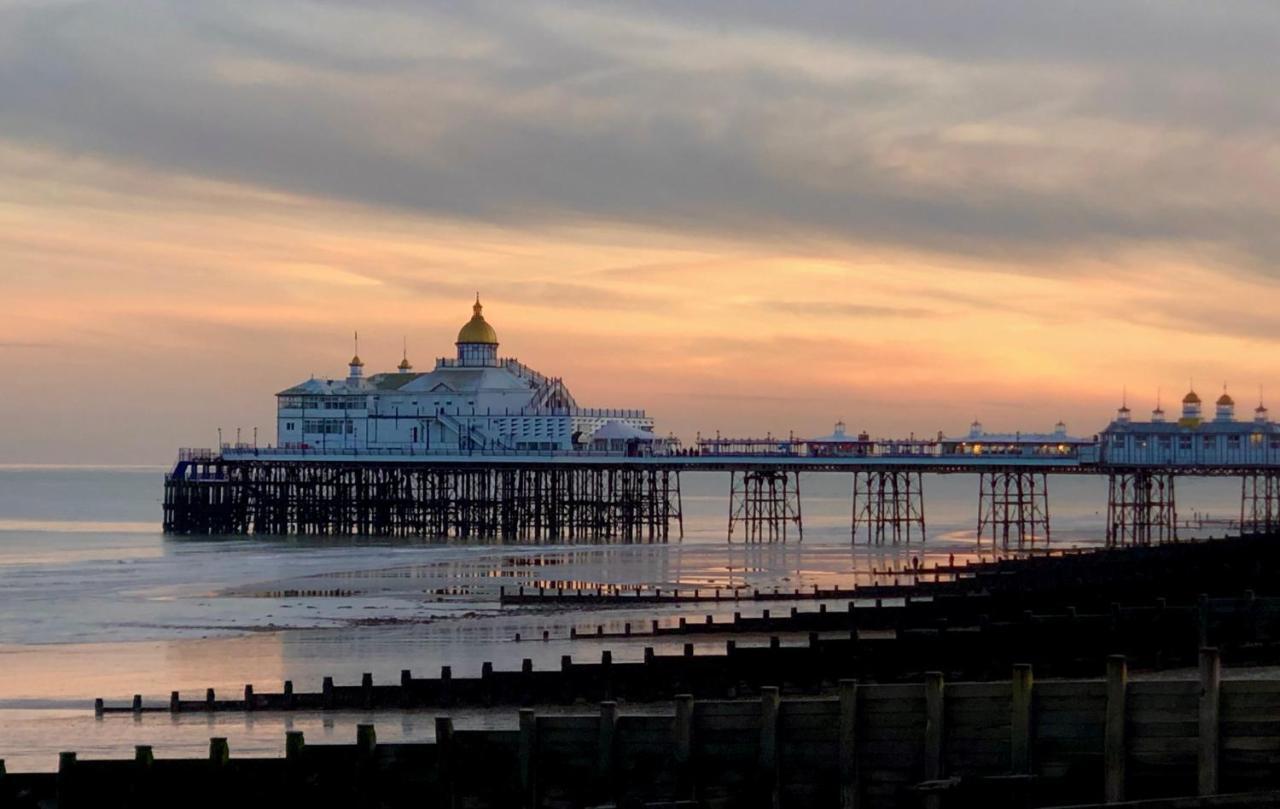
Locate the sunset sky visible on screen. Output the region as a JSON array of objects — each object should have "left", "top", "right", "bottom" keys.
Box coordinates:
[{"left": 2, "top": 2, "right": 1279, "bottom": 463}]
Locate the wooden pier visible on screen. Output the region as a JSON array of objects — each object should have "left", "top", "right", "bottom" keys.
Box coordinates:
[
  {"left": 164, "top": 458, "right": 683, "bottom": 541},
  {"left": 164, "top": 449, "right": 1280, "bottom": 545},
  {"left": 22, "top": 658, "right": 1280, "bottom": 808}
]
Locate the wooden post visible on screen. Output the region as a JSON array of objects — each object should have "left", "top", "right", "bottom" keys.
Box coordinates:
[
  {"left": 1105, "top": 655, "right": 1127, "bottom": 803},
  {"left": 244, "top": 684, "right": 254, "bottom": 710},
  {"left": 285, "top": 731, "right": 305, "bottom": 761},
  {"left": 674, "top": 693, "right": 695, "bottom": 799},
  {"left": 597, "top": 701, "right": 617, "bottom": 804},
  {"left": 209, "top": 737, "right": 229, "bottom": 768},
  {"left": 205, "top": 687, "right": 215, "bottom": 711},
  {"left": 1199, "top": 647, "right": 1221, "bottom": 797},
  {"left": 519, "top": 708, "right": 537, "bottom": 809},
  {"left": 94, "top": 698, "right": 103, "bottom": 717},
  {"left": 924, "top": 672, "right": 945, "bottom": 809},
  {"left": 356, "top": 724, "right": 377, "bottom": 758},
  {"left": 361, "top": 672, "right": 373, "bottom": 709},
  {"left": 57, "top": 751, "right": 75, "bottom": 808},
  {"left": 1198, "top": 593, "right": 1211, "bottom": 649},
  {"left": 759, "top": 686, "right": 781, "bottom": 809},
  {"left": 132, "top": 694, "right": 142, "bottom": 713},
  {"left": 838, "top": 679, "right": 859, "bottom": 809},
  {"left": 322, "top": 676, "right": 334, "bottom": 709},
  {"left": 170, "top": 691, "right": 180, "bottom": 713},
  {"left": 435, "top": 717, "right": 456, "bottom": 809},
  {"left": 284, "top": 680, "right": 295, "bottom": 710},
  {"left": 1011, "top": 663, "right": 1033, "bottom": 774}
]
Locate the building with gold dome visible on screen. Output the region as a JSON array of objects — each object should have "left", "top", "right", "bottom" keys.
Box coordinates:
[
  {"left": 273, "top": 297, "right": 657, "bottom": 453},
  {"left": 1101, "top": 385, "right": 1280, "bottom": 465}
]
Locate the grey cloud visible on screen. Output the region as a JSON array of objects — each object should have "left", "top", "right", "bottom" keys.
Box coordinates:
[{"left": 1, "top": 1, "right": 1278, "bottom": 273}]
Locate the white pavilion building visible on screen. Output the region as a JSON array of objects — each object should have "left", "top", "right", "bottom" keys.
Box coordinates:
[
  {"left": 1100, "top": 387, "right": 1280, "bottom": 465},
  {"left": 274, "top": 297, "right": 659, "bottom": 454}
]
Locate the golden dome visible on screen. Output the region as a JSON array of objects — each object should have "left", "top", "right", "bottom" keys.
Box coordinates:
[
  {"left": 1217, "top": 392, "right": 1234, "bottom": 406},
  {"left": 1182, "top": 390, "right": 1200, "bottom": 404},
  {"left": 349, "top": 355, "right": 364, "bottom": 367},
  {"left": 456, "top": 296, "right": 498, "bottom": 345},
  {"left": 397, "top": 358, "right": 413, "bottom": 372}
]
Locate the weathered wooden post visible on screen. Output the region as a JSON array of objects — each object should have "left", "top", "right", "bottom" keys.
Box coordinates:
[
  {"left": 135, "top": 745, "right": 153, "bottom": 768},
  {"left": 285, "top": 730, "right": 305, "bottom": 761},
  {"left": 57, "top": 751, "right": 76, "bottom": 808},
  {"left": 94, "top": 698, "right": 104, "bottom": 718},
  {"left": 209, "top": 737, "right": 229, "bottom": 769},
  {"left": 1011, "top": 663, "right": 1033, "bottom": 774},
  {"left": 838, "top": 679, "right": 859, "bottom": 809},
  {"left": 170, "top": 691, "right": 180, "bottom": 713},
  {"left": 1198, "top": 647, "right": 1221, "bottom": 796},
  {"left": 205, "top": 688, "right": 216, "bottom": 711},
  {"left": 1198, "top": 593, "right": 1211, "bottom": 649},
  {"left": 322, "top": 676, "right": 334, "bottom": 709},
  {"left": 361, "top": 672, "right": 374, "bottom": 709},
  {"left": 284, "top": 680, "right": 295, "bottom": 710},
  {"left": 356, "top": 724, "right": 377, "bottom": 758},
  {"left": 243, "top": 684, "right": 254, "bottom": 710},
  {"left": 1105, "top": 655, "right": 1128, "bottom": 803},
  {"left": 674, "top": 694, "right": 695, "bottom": 800},
  {"left": 759, "top": 686, "right": 781, "bottom": 809},
  {"left": 923, "top": 672, "right": 945, "bottom": 809},
  {"left": 597, "top": 701, "right": 617, "bottom": 804},
  {"left": 435, "top": 717, "right": 456, "bottom": 809},
  {"left": 132, "top": 694, "right": 142, "bottom": 713},
  {"left": 518, "top": 708, "right": 537, "bottom": 809}
]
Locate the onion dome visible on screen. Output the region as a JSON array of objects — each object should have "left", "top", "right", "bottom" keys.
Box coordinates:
[
  {"left": 1183, "top": 390, "right": 1201, "bottom": 404},
  {"left": 349, "top": 355, "right": 364, "bottom": 367},
  {"left": 1217, "top": 392, "right": 1234, "bottom": 406},
  {"left": 397, "top": 357, "right": 413, "bottom": 372},
  {"left": 457, "top": 295, "right": 499, "bottom": 345}
]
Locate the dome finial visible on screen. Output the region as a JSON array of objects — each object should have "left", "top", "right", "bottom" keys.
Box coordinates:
[
  {"left": 349, "top": 330, "right": 363, "bottom": 367},
  {"left": 398, "top": 336, "right": 413, "bottom": 372}
]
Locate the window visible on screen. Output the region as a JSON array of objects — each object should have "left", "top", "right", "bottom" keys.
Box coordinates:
[
  {"left": 1179, "top": 436, "right": 1192, "bottom": 450},
  {"left": 1228, "top": 435, "right": 1241, "bottom": 449},
  {"left": 1203, "top": 436, "right": 1215, "bottom": 450}
]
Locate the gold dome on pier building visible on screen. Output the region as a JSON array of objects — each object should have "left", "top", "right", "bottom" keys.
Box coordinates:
[{"left": 456, "top": 295, "right": 499, "bottom": 345}]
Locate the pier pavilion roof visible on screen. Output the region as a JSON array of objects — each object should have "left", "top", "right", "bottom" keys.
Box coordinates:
[{"left": 1104, "top": 419, "right": 1278, "bottom": 434}]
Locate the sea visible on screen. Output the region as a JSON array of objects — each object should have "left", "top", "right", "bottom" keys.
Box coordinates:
[{"left": 0, "top": 465, "right": 1244, "bottom": 771}]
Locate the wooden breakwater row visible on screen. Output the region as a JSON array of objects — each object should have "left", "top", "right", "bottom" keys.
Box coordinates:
[
  {"left": 571, "top": 591, "right": 1273, "bottom": 645},
  {"left": 502, "top": 533, "right": 1280, "bottom": 609},
  {"left": 97, "top": 593, "right": 1280, "bottom": 715},
  {"left": 22, "top": 655, "right": 1280, "bottom": 809}
]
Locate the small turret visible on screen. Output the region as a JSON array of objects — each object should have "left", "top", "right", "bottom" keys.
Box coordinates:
[
  {"left": 1215, "top": 385, "right": 1235, "bottom": 422},
  {"left": 1053, "top": 420, "right": 1067, "bottom": 437},
  {"left": 1179, "top": 386, "right": 1202, "bottom": 427},
  {"left": 968, "top": 419, "right": 983, "bottom": 438},
  {"left": 347, "top": 332, "right": 365, "bottom": 385},
  {"left": 397, "top": 338, "right": 413, "bottom": 373}
]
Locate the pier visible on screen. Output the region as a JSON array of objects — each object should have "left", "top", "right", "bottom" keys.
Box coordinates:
[{"left": 167, "top": 446, "right": 1280, "bottom": 546}]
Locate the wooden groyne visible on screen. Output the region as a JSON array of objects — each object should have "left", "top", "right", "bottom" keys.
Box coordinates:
[
  {"left": 95, "top": 589, "right": 1280, "bottom": 715},
  {"left": 501, "top": 534, "right": 1276, "bottom": 608},
  {"left": 21, "top": 656, "right": 1280, "bottom": 809}
]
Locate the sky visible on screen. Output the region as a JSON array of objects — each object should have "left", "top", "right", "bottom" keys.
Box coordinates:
[{"left": 2, "top": 1, "right": 1279, "bottom": 463}]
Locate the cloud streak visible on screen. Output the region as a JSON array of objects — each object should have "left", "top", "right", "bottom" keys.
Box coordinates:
[{"left": 1, "top": 2, "right": 1278, "bottom": 271}]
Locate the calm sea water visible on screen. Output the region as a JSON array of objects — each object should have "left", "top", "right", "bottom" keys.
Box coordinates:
[{"left": 0, "top": 466, "right": 1243, "bottom": 770}]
